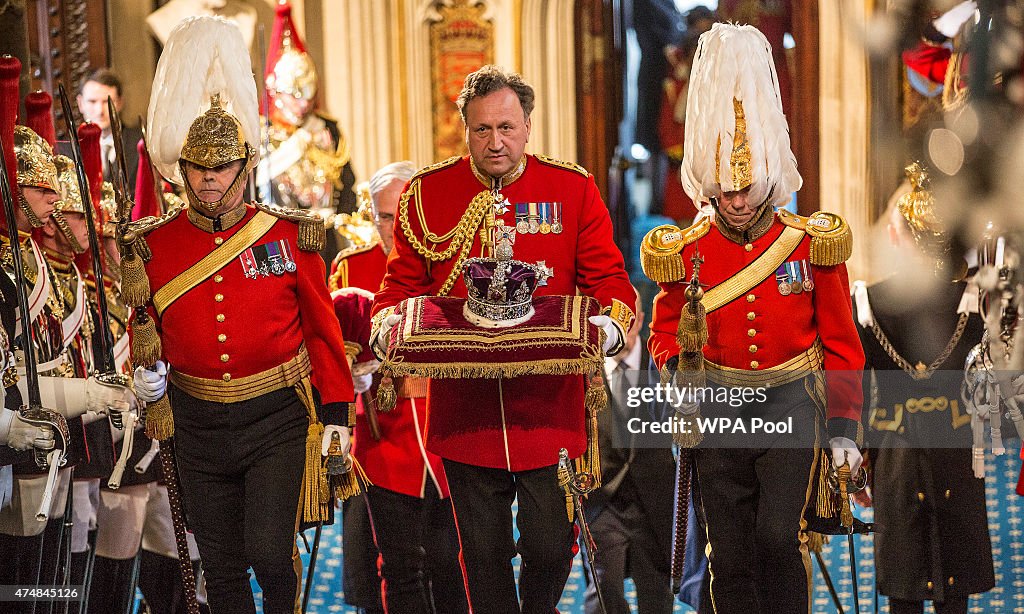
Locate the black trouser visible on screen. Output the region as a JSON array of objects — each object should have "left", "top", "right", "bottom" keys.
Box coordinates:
[
  {"left": 581, "top": 488, "right": 673, "bottom": 614},
  {"left": 366, "top": 480, "right": 467, "bottom": 613},
  {"left": 442, "top": 460, "right": 575, "bottom": 614},
  {"left": 171, "top": 385, "right": 307, "bottom": 614},
  {"left": 694, "top": 378, "right": 820, "bottom": 614}
]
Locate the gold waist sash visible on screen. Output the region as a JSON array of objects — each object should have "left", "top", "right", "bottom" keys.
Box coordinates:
[
  {"left": 705, "top": 340, "right": 824, "bottom": 389},
  {"left": 171, "top": 347, "right": 311, "bottom": 403}
]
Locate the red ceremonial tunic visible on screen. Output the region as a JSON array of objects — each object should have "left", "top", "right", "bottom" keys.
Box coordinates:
[
  {"left": 140, "top": 203, "right": 354, "bottom": 422},
  {"left": 335, "top": 244, "right": 450, "bottom": 498},
  {"left": 373, "top": 155, "right": 635, "bottom": 472},
  {"left": 649, "top": 214, "right": 864, "bottom": 429}
]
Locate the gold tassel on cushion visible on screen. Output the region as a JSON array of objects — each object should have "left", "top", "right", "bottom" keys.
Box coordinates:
[
  {"left": 376, "top": 372, "right": 397, "bottom": 413},
  {"left": 119, "top": 252, "right": 151, "bottom": 308},
  {"left": 131, "top": 314, "right": 162, "bottom": 368},
  {"left": 145, "top": 395, "right": 174, "bottom": 440},
  {"left": 303, "top": 421, "right": 330, "bottom": 523}
]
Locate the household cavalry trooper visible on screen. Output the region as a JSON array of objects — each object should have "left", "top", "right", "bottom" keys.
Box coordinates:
[
  {"left": 0, "top": 68, "right": 135, "bottom": 599},
  {"left": 123, "top": 16, "right": 355, "bottom": 614},
  {"left": 642, "top": 24, "right": 865, "bottom": 613}
]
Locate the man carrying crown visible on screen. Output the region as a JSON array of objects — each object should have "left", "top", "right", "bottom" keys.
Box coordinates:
[
  {"left": 642, "top": 24, "right": 864, "bottom": 612},
  {"left": 122, "top": 17, "right": 354, "bottom": 613},
  {"left": 371, "top": 65, "right": 636, "bottom": 611}
]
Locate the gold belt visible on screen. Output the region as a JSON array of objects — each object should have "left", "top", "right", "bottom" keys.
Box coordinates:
[
  {"left": 171, "top": 347, "right": 312, "bottom": 403},
  {"left": 705, "top": 340, "right": 824, "bottom": 389}
]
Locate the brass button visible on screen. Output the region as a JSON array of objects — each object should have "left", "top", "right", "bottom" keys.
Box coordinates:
[
  {"left": 944, "top": 489, "right": 951, "bottom": 499},
  {"left": 217, "top": 334, "right": 227, "bottom": 343},
  {"left": 214, "top": 237, "right": 224, "bottom": 245},
  {"left": 747, "top": 329, "right": 756, "bottom": 337},
  {"left": 215, "top": 293, "right": 224, "bottom": 302},
  {"left": 926, "top": 581, "right": 934, "bottom": 590},
  {"left": 744, "top": 243, "right": 753, "bottom": 252},
  {"left": 222, "top": 373, "right": 231, "bottom": 382},
  {"left": 750, "top": 360, "right": 759, "bottom": 369},
  {"left": 947, "top": 576, "right": 954, "bottom": 586},
  {"left": 216, "top": 314, "right": 225, "bottom": 322},
  {"left": 220, "top": 353, "right": 229, "bottom": 363},
  {"left": 747, "top": 312, "right": 756, "bottom": 321},
  {"left": 746, "top": 294, "right": 756, "bottom": 303},
  {"left": 214, "top": 274, "right": 223, "bottom": 283},
  {"left": 749, "top": 345, "right": 757, "bottom": 353},
  {"left": 918, "top": 492, "right": 925, "bottom": 502}
]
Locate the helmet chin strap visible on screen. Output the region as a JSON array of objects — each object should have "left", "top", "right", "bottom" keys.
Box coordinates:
[{"left": 181, "top": 158, "right": 250, "bottom": 215}]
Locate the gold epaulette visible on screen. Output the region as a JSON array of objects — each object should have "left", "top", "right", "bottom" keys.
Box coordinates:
[
  {"left": 254, "top": 202, "right": 326, "bottom": 252},
  {"left": 778, "top": 209, "right": 852, "bottom": 266},
  {"left": 640, "top": 217, "right": 710, "bottom": 283},
  {"left": 534, "top": 154, "right": 589, "bottom": 177},
  {"left": 126, "top": 202, "right": 185, "bottom": 239},
  {"left": 411, "top": 156, "right": 461, "bottom": 182}
]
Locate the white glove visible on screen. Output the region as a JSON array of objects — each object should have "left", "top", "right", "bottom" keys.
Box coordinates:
[
  {"left": 134, "top": 361, "right": 168, "bottom": 403},
  {"left": 372, "top": 314, "right": 402, "bottom": 361},
  {"left": 353, "top": 373, "right": 373, "bottom": 394},
  {"left": 1, "top": 409, "right": 55, "bottom": 451},
  {"left": 589, "top": 315, "right": 624, "bottom": 356},
  {"left": 321, "top": 425, "right": 352, "bottom": 457},
  {"left": 86, "top": 376, "right": 138, "bottom": 418},
  {"left": 829, "top": 437, "right": 863, "bottom": 475}
]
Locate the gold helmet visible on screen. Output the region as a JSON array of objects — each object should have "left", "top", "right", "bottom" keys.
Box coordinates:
[
  {"left": 99, "top": 181, "right": 118, "bottom": 238},
  {"left": 52, "top": 155, "right": 87, "bottom": 254},
  {"left": 897, "top": 162, "right": 944, "bottom": 248},
  {"left": 13, "top": 125, "right": 59, "bottom": 228},
  {"left": 148, "top": 16, "right": 260, "bottom": 215}
]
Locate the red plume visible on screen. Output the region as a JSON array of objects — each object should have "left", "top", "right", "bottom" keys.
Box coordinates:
[
  {"left": 262, "top": 0, "right": 308, "bottom": 115},
  {"left": 78, "top": 122, "right": 103, "bottom": 208},
  {"left": 24, "top": 90, "right": 56, "bottom": 148},
  {"left": 132, "top": 138, "right": 161, "bottom": 220},
  {"left": 0, "top": 56, "right": 21, "bottom": 219}
]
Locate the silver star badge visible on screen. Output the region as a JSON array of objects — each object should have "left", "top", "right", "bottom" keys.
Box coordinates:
[
  {"left": 493, "top": 192, "right": 510, "bottom": 215},
  {"left": 535, "top": 260, "right": 554, "bottom": 286}
]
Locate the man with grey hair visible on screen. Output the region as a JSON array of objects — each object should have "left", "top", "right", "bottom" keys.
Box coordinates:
[
  {"left": 371, "top": 65, "right": 637, "bottom": 611},
  {"left": 332, "top": 162, "right": 466, "bottom": 614}
]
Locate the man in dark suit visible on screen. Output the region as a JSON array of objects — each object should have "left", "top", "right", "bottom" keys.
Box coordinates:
[
  {"left": 582, "top": 298, "right": 676, "bottom": 613},
  {"left": 77, "top": 68, "right": 140, "bottom": 194}
]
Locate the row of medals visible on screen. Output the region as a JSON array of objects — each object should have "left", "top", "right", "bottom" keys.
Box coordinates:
[
  {"left": 777, "top": 262, "right": 814, "bottom": 296},
  {"left": 244, "top": 252, "right": 297, "bottom": 278}
]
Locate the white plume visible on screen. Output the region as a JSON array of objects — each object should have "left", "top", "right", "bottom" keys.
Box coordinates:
[
  {"left": 681, "top": 23, "right": 802, "bottom": 211},
  {"left": 147, "top": 16, "right": 259, "bottom": 185}
]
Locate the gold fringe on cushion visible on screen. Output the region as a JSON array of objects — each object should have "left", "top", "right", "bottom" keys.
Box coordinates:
[
  {"left": 145, "top": 395, "right": 174, "bottom": 440},
  {"left": 383, "top": 357, "right": 603, "bottom": 381},
  {"left": 120, "top": 252, "right": 151, "bottom": 307},
  {"left": 131, "top": 314, "right": 162, "bottom": 368}
]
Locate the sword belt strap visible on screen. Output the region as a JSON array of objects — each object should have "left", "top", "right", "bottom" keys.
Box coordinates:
[
  {"left": 705, "top": 339, "right": 824, "bottom": 389},
  {"left": 170, "top": 346, "right": 311, "bottom": 403}
]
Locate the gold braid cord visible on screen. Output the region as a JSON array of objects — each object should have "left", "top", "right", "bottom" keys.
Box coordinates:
[{"left": 398, "top": 180, "right": 495, "bottom": 296}]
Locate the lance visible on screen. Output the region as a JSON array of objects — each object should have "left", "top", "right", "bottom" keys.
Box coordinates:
[
  {"left": 107, "top": 96, "right": 201, "bottom": 614},
  {"left": 0, "top": 131, "right": 70, "bottom": 614}
]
